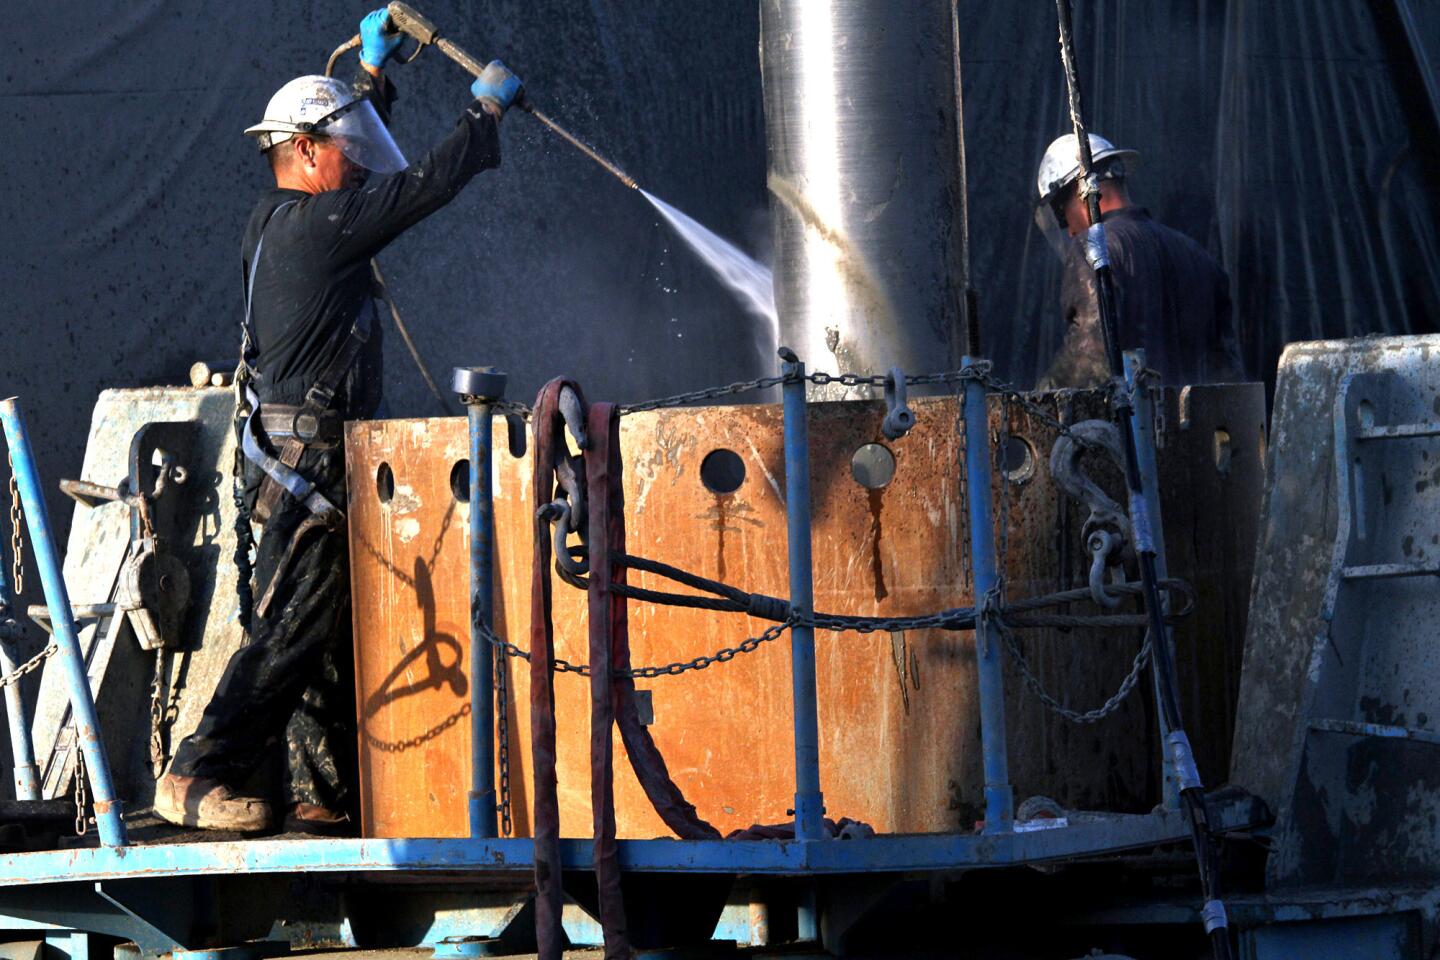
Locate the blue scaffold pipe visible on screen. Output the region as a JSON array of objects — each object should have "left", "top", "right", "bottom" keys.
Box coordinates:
[
  {"left": 1124, "top": 350, "right": 1180, "bottom": 810},
  {"left": 0, "top": 556, "right": 40, "bottom": 800},
  {"left": 780, "top": 355, "right": 825, "bottom": 847},
  {"left": 962, "top": 358, "right": 1014, "bottom": 835},
  {"left": 0, "top": 398, "right": 126, "bottom": 845},
  {"left": 468, "top": 400, "right": 498, "bottom": 839}
]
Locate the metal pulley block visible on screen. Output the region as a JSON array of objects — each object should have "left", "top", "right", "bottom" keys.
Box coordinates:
[{"left": 115, "top": 541, "right": 191, "bottom": 651}]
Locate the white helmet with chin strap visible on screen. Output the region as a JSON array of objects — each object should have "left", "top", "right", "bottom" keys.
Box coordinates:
[
  {"left": 1032, "top": 133, "right": 1138, "bottom": 255},
  {"left": 244, "top": 75, "right": 407, "bottom": 176},
  {"left": 1035, "top": 132, "right": 1138, "bottom": 212}
]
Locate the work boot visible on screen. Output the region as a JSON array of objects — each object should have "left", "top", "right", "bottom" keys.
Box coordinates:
[
  {"left": 153, "top": 773, "right": 272, "bottom": 832},
  {"left": 283, "top": 802, "right": 354, "bottom": 837}
]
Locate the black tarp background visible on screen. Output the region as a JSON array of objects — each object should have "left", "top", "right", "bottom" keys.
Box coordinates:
[{"left": 0, "top": 1, "right": 1437, "bottom": 746}]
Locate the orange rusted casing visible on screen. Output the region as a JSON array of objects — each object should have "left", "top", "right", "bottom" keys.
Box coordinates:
[{"left": 346, "top": 388, "right": 1263, "bottom": 839}]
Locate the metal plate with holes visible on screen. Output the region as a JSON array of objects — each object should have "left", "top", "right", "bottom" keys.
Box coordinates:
[{"left": 346, "top": 388, "right": 1263, "bottom": 839}]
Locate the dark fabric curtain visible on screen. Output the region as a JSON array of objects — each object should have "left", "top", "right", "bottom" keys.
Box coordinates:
[{"left": 962, "top": 1, "right": 1440, "bottom": 391}]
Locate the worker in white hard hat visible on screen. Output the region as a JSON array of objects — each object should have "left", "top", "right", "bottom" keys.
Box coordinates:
[
  {"left": 1033, "top": 133, "right": 1245, "bottom": 389},
  {"left": 155, "top": 8, "right": 524, "bottom": 835}
]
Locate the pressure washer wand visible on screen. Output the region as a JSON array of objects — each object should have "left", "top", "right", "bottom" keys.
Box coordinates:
[
  {"left": 326, "top": 2, "right": 640, "bottom": 191},
  {"left": 520, "top": 102, "right": 638, "bottom": 190}
]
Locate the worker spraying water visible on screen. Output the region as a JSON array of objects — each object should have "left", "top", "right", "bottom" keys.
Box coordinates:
[
  {"left": 155, "top": 8, "right": 526, "bottom": 835},
  {"left": 335, "top": 3, "right": 779, "bottom": 359}
]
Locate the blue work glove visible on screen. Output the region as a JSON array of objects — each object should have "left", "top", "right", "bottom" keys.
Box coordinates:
[
  {"left": 471, "top": 60, "right": 524, "bottom": 115},
  {"left": 359, "top": 8, "right": 403, "bottom": 69}
]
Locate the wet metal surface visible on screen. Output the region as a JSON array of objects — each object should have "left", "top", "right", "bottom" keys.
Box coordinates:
[
  {"left": 347, "top": 388, "right": 1261, "bottom": 840},
  {"left": 30, "top": 388, "right": 246, "bottom": 813},
  {"left": 1232, "top": 334, "right": 1440, "bottom": 890}
]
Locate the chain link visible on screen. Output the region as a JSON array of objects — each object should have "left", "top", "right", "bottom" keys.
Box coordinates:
[
  {"left": 997, "top": 615, "right": 1152, "bottom": 724},
  {"left": 0, "top": 642, "right": 56, "bottom": 689},
  {"left": 481, "top": 619, "right": 792, "bottom": 679},
  {"left": 495, "top": 643, "right": 511, "bottom": 836},
  {"left": 148, "top": 648, "right": 167, "bottom": 779},
  {"left": 363, "top": 702, "right": 472, "bottom": 754},
  {"left": 619, "top": 375, "right": 791, "bottom": 415},
  {"left": 74, "top": 745, "right": 89, "bottom": 836},
  {"left": 8, "top": 450, "right": 24, "bottom": 596}
]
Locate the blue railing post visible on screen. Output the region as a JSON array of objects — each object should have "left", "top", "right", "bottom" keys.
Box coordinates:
[
  {"left": 0, "top": 550, "right": 40, "bottom": 800},
  {"left": 0, "top": 398, "right": 125, "bottom": 845},
  {"left": 962, "top": 358, "right": 1013, "bottom": 835},
  {"left": 455, "top": 368, "right": 504, "bottom": 840},
  {"left": 779, "top": 350, "right": 825, "bottom": 847},
  {"left": 1123, "top": 350, "right": 1180, "bottom": 810}
]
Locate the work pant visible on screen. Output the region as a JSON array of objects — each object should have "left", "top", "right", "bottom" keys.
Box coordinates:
[{"left": 169, "top": 444, "right": 356, "bottom": 811}]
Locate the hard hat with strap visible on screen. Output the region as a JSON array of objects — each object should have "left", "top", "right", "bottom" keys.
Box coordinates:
[
  {"left": 244, "top": 75, "right": 407, "bottom": 175},
  {"left": 1035, "top": 132, "right": 1139, "bottom": 209}
]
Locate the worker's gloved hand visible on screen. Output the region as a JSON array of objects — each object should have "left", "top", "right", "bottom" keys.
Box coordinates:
[
  {"left": 359, "top": 8, "right": 403, "bottom": 69},
  {"left": 471, "top": 60, "right": 524, "bottom": 115}
]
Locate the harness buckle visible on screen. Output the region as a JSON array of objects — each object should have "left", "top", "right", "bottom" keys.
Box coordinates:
[
  {"left": 291, "top": 411, "right": 321, "bottom": 444},
  {"left": 304, "top": 382, "right": 336, "bottom": 411}
]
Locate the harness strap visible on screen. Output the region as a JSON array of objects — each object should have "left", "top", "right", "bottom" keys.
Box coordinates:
[
  {"left": 240, "top": 196, "right": 374, "bottom": 522},
  {"left": 242, "top": 386, "right": 341, "bottom": 522},
  {"left": 242, "top": 200, "right": 299, "bottom": 363}
]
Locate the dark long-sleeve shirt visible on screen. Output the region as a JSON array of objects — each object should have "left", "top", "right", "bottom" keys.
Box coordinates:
[
  {"left": 241, "top": 70, "right": 501, "bottom": 412},
  {"left": 1039, "top": 207, "right": 1244, "bottom": 389}
]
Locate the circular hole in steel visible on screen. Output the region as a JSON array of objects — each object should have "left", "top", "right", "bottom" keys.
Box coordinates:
[
  {"left": 376, "top": 462, "right": 395, "bottom": 504},
  {"left": 1214, "top": 428, "right": 1233, "bottom": 475},
  {"left": 700, "top": 449, "right": 746, "bottom": 494},
  {"left": 451, "top": 460, "right": 471, "bottom": 503},
  {"left": 851, "top": 443, "right": 896, "bottom": 489},
  {"left": 998, "top": 435, "right": 1037, "bottom": 484}
]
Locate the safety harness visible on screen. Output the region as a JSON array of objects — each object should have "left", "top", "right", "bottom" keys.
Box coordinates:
[
  {"left": 238, "top": 200, "right": 373, "bottom": 519},
  {"left": 236, "top": 199, "right": 374, "bottom": 616}
]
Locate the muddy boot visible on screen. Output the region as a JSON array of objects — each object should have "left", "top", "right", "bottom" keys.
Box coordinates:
[
  {"left": 283, "top": 802, "right": 354, "bottom": 837},
  {"left": 153, "top": 773, "right": 272, "bottom": 832}
]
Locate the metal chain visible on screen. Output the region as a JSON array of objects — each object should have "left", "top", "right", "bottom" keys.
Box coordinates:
[
  {"left": 0, "top": 642, "right": 56, "bottom": 689},
  {"left": 997, "top": 615, "right": 1152, "bottom": 724},
  {"left": 482, "top": 619, "right": 793, "bottom": 679},
  {"left": 363, "top": 702, "right": 472, "bottom": 754},
  {"left": 619, "top": 375, "right": 791, "bottom": 415},
  {"left": 74, "top": 745, "right": 89, "bottom": 836},
  {"left": 7, "top": 450, "right": 23, "bottom": 596},
  {"left": 491, "top": 399, "right": 533, "bottom": 420},
  {"left": 494, "top": 643, "right": 512, "bottom": 836},
  {"left": 492, "top": 365, "right": 1092, "bottom": 429},
  {"left": 148, "top": 648, "right": 167, "bottom": 779}
]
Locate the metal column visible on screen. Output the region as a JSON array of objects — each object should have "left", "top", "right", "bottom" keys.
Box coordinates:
[
  {"left": 0, "top": 399, "right": 125, "bottom": 845},
  {"left": 1125, "top": 350, "right": 1180, "bottom": 810},
  {"left": 962, "top": 359, "right": 1013, "bottom": 834},
  {"left": 779, "top": 350, "right": 825, "bottom": 846},
  {"left": 455, "top": 367, "right": 504, "bottom": 840},
  {"left": 0, "top": 539, "right": 39, "bottom": 800},
  {"left": 780, "top": 349, "right": 825, "bottom": 943}
]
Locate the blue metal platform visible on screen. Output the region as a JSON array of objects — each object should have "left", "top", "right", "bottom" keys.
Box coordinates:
[{"left": 0, "top": 796, "right": 1265, "bottom": 887}]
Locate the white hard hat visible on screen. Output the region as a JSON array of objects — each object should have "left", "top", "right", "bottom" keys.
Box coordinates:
[
  {"left": 244, "top": 75, "right": 407, "bottom": 175},
  {"left": 1035, "top": 133, "right": 1138, "bottom": 207}
]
